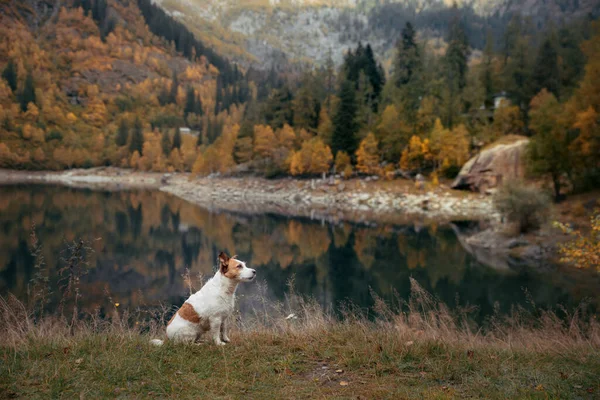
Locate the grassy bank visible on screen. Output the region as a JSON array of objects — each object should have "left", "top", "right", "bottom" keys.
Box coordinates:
[{"left": 1, "top": 280, "right": 599, "bottom": 399}]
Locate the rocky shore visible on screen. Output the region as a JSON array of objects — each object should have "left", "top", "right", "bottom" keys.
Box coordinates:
[{"left": 0, "top": 167, "right": 499, "bottom": 225}]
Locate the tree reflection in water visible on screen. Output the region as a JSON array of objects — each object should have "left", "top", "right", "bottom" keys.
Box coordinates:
[{"left": 0, "top": 184, "right": 598, "bottom": 320}]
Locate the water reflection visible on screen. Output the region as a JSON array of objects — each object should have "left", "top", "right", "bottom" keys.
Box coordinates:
[{"left": 0, "top": 184, "right": 598, "bottom": 319}]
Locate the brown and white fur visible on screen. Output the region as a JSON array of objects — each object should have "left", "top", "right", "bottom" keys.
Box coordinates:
[{"left": 150, "top": 252, "right": 256, "bottom": 346}]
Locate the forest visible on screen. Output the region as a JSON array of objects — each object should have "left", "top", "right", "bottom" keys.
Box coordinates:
[{"left": 0, "top": 0, "right": 599, "bottom": 200}]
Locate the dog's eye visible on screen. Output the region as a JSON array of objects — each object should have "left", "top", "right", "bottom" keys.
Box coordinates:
[{"left": 237, "top": 265, "right": 243, "bottom": 269}]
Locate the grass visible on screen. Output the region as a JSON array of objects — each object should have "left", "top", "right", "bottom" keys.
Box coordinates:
[{"left": 1, "top": 279, "right": 599, "bottom": 399}]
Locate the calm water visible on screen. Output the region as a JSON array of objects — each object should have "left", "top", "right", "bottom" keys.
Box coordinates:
[{"left": 1, "top": 184, "right": 598, "bottom": 320}]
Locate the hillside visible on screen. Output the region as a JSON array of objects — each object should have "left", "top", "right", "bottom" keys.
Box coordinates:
[
  {"left": 155, "top": 0, "right": 600, "bottom": 69},
  {"left": 0, "top": 0, "right": 247, "bottom": 171}
]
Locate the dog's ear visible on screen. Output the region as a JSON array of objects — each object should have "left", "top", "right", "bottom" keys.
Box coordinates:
[{"left": 218, "top": 252, "right": 230, "bottom": 273}]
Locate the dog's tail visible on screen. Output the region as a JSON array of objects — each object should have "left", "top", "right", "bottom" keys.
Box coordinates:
[{"left": 149, "top": 339, "right": 165, "bottom": 346}]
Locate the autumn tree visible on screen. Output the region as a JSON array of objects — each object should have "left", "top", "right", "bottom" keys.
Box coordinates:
[
  {"left": 377, "top": 104, "right": 411, "bottom": 161},
  {"left": 116, "top": 119, "right": 129, "bottom": 147},
  {"left": 356, "top": 132, "right": 380, "bottom": 175},
  {"left": 253, "top": 124, "right": 276, "bottom": 161},
  {"left": 334, "top": 150, "right": 353, "bottom": 178},
  {"left": 290, "top": 139, "right": 333, "bottom": 176},
  {"left": 400, "top": 135, "right": 432, "bottom": 173},
  {"left": 492, "top": 101, "right": 525, "bottom": 139}
]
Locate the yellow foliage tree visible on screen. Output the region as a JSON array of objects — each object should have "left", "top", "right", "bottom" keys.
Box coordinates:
[
  {"left": 492, "top": 101, "right": 524, "bottom": 139},
  {"left": 430, "top": 120, "right": 470, "bottom": 173},
  {"left": 356, "top": 132, "right": 380, "bottom": 175},
  {"left": 130, "top": 150, "right": 141, "bottom": 169},
  {"left": 289, "top": 139, "right": 333, "bottom": 176},
  {"left": 334, "top": 151, "right": 353, "bottom": 179},
  {"left": 400, "top": 135, "right": 432, "bottom": 172},
  {"left": 253, "top": 124, "right": 276, "bottom": 160},
  {"left": 234, "top": 137, "right": 253, "bottom": 164}
]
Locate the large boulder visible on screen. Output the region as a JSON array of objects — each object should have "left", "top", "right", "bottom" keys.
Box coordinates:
[{"left": 452, "top": 136, "right": 530, "bottom": 192}]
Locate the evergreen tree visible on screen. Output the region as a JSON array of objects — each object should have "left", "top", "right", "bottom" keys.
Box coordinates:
[
  {"left": 2, "top": 59, "right": 17, "bottom": 93},
  {"left": 444, "top": 11, "right": 470, "bottom": 127},
  {"left": 172, "top": 128, "right": 182, "bottom": 150},
  {"left": 92, "top": 0, "right": 107, "bottom": 24},
  {"left": 214, "top": 76, "right": 223, "bottom": 114},
  {"left": 169, "top": 70, "right": 179, "bottom": 104},
  {"left": 161, "top": 130, "right": 171, "bottom": 156},
  {"left": 533, "top": 37, "right": 560, "bottom": 99},
  {"left": 129, "top": 117, "right": 144, "bottom": 155},
  {"left": 116, "top": 119, "right": 129, "bottom": 147},
  {"left": 263, "top": 86, "right": 294, "bottom": 129},
  {"left": 505, "top": 36, "right": 532, "bottom": 115},
  {"left": 481, "top": 29, "right": 495, "bottom": 109},
  {"left": 19, "top": 72, "right": 36, "bottom": 112},
  {"left": 393, "top": 22, "right": 420, "bottom": 87},
  {"left": 195, "top": 94, "right": 204, "bottom": 116},
  {"left": 184, "top": 86, "right": 196, "bottom": 119},
  {"left": 332, "top": 79, "right": 359, "bottom": 156},
  {"left": 392, "top": 21, "right": 423, "bottom": 127}
]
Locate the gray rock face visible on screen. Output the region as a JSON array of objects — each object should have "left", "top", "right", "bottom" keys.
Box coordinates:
[{"left": 452, "top": 137, "right": 530, "bottom": 192}]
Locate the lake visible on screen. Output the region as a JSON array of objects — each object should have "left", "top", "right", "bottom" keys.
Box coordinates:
[{"left": 1, "top": 184, "right": 598, "bottom": 321}]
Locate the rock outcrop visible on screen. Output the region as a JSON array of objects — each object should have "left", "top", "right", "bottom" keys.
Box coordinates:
[{"left": 452, "top": 136, "right": 530, "bottom": 192}]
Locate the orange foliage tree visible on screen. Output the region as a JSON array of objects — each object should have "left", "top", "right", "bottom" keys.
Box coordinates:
[
  {"left": 355, "top": 132, "right": 381, "bottom": 175},
  {"left": 289, "top": 139, "right": 333, "bottom": 176}
]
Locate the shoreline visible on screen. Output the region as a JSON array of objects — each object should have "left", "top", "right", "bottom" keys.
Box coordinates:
[{"left": 0, "top": 167, "right": 499, "bottom": 226}]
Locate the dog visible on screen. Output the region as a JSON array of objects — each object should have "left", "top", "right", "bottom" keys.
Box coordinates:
[{"left": 150, "top": 252, "right": 256, "bottom": 346}]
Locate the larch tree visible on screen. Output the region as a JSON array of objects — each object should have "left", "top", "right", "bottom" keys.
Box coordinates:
[{"left": 356, "top": 132, "right": 380, "bottom": 175}]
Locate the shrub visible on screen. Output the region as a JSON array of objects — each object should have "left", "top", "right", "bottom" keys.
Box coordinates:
[
  {"left": 555, "top": 211, "right": 600, "bottom": 271},
  {"left": 493, "top": 180, "right": 552, "bottom": 233}
]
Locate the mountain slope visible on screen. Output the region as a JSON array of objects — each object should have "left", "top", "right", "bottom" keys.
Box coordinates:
[
  {"left": 156, "top": 0, "right": 600, "bottom": 70},
  {"left": 0, "top": 0, "right": 243, "bottom": 170}
]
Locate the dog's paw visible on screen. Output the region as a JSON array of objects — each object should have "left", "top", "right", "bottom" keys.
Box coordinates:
[
  {"left": 221, "top": 337, "right": 231, "bottom": 343},
  {"left": 215, "top": 341, "right": 226, "bottom": 346}
]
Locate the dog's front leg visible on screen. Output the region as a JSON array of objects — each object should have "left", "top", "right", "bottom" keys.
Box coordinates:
[
  {"left": 220, "top": 316, "right": 231, "bottom": 343},
  {"left": 210, "top": 317, "right": 225, "bottom": 346}
]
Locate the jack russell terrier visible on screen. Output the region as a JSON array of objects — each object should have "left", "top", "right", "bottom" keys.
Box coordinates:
[{"left": 150, "top": 252, "right": 256, "bottom": 346}]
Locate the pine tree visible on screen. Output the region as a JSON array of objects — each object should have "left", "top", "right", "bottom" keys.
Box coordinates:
[
  {"left": 129, "top": 117, "right": 144, "bottom": 155},
  {"left": 161, "top": 130, "right": 171, "bottom": 156},
  {"left": 184, "top": 86, "right": 196, "bottom": 120},
  {"left": 116, "top": 119, "right": 129, "bottom": 147},
  {"left": 172, "top": 128, "right": 182, "bottom": 150},
  {"left": 394, "top": 22, "right": 420, "bottom": 87},
  {"left": 331, "top": 79, "right": 359, "bottom": 156},
  {"left": 481, "top": 29, "right": 495, "bottom": 109},
  {"left": 2, "top": 60, "right": 17, "bottom": 93},
  {"left": 392, "top": 22, "right": 423, "bottom": 125},
  {"left": 533, "top": 37, "right": 560, "bottom": 99},
  {"left": 444, "top": 10, "right": 470, "bottom": 128},
  {"left": 169, "top": 70, "right": 179, "bottom": 104},
  {"left": 19, "top": 72, "right": 36, "bottom": 112}
]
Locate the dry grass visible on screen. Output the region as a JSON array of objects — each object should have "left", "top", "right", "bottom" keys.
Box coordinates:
[{"left": 1, "top": 276, "right": 599, "bottom": 399}]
